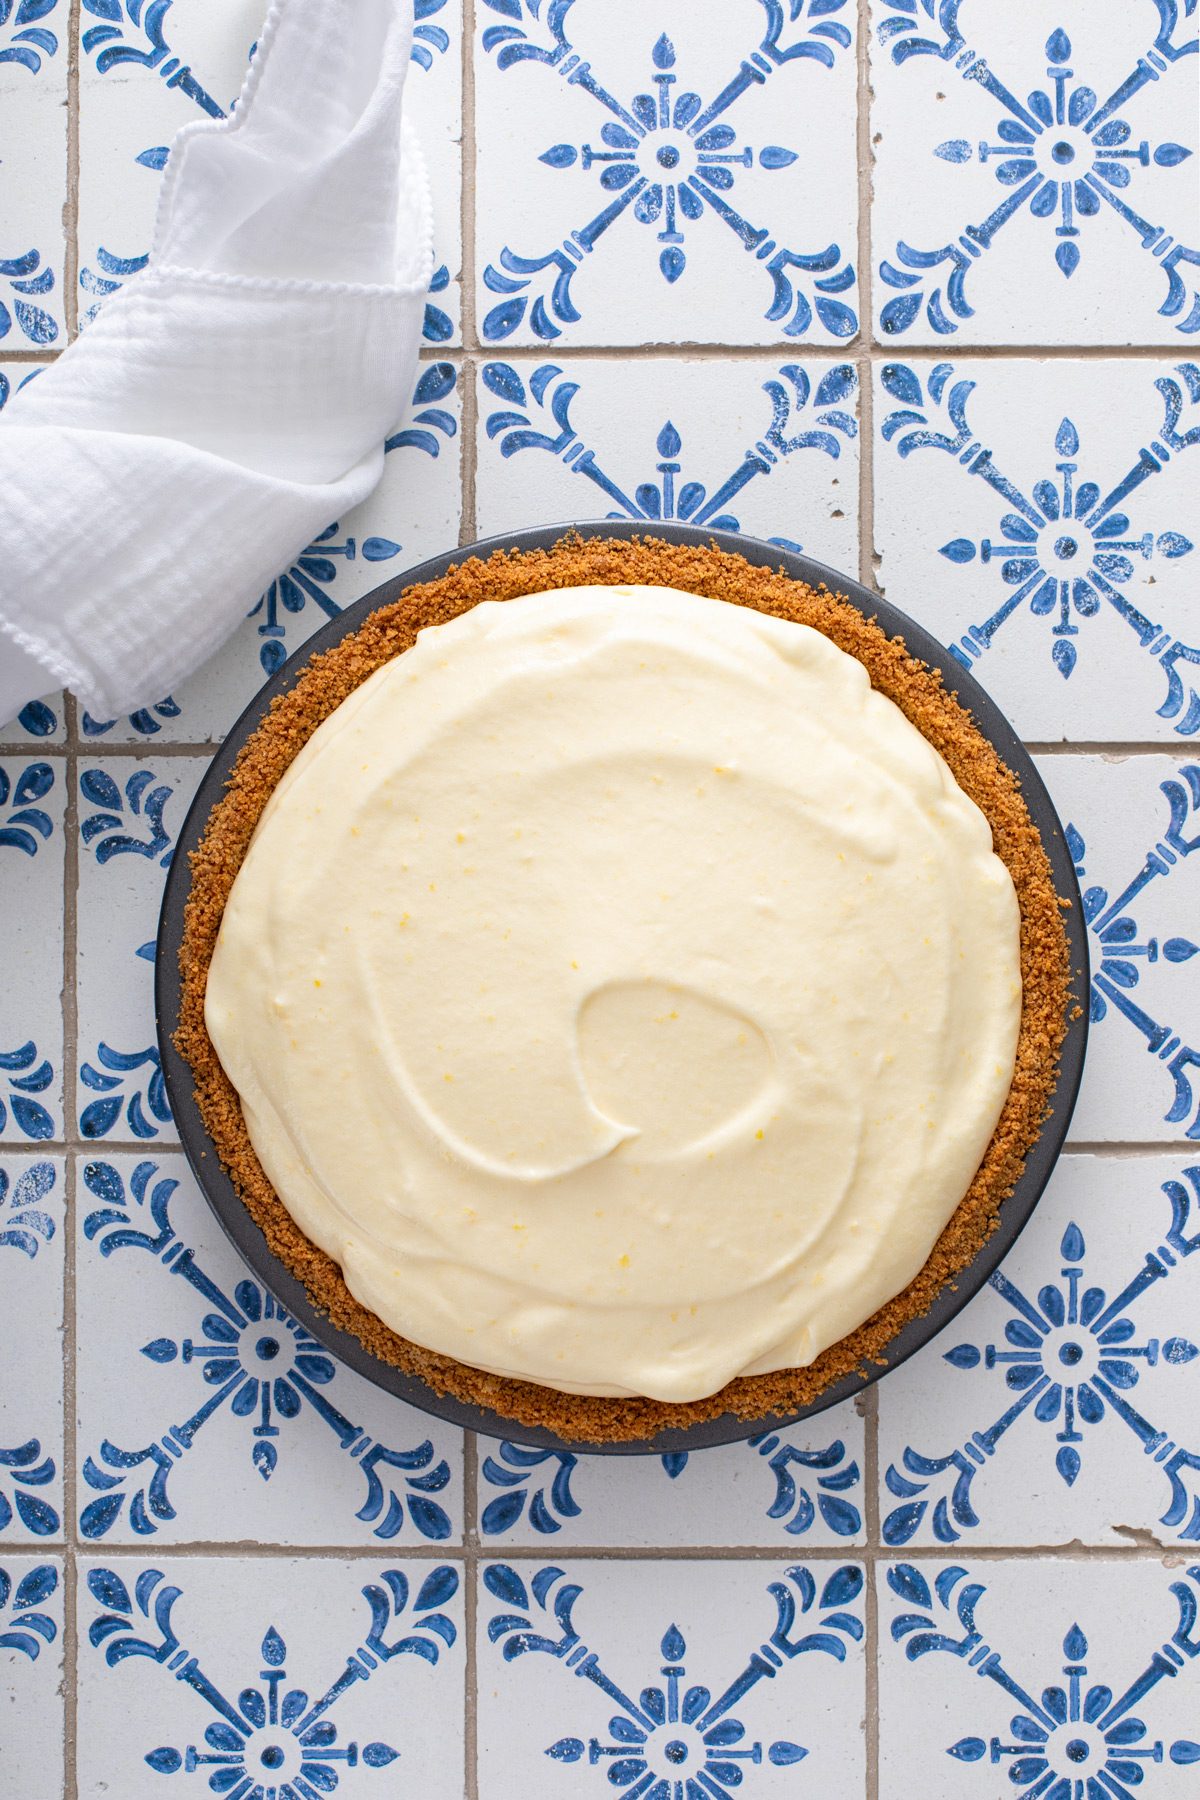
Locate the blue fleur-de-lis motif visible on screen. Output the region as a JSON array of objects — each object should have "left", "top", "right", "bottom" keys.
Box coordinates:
[
  {"left": 0, "top": 0, "right": 60, "bottom": 74},
  {"left": 78, "top": 765, "right": 176, "bottom": 865},
  {"left": 79, "top": 1044, "right": 170, "bottom": 1140},
  {"left": 0, "top": 1047, "right": 56, "bottom": 1142},
  {"left": 0, "top": 1160, "right": 56, "bottom": 1254},
  {"left": 479, "top": 5, "right": 856, "bottom": 341},
  {"left": 883, "top": 1174, "right": 1200, "bottom": 1546},
  {"left": 1066, "top": 770, "right": 1200, "bottom": 1134},
  {"left": 747, "top": 1430, "right": 862, "bottom": 1536},
  {"left": 481, "top": 358, "right": 855, "bottom": 541},
  {"left": 887, "top": 1563, "right": 1200, "bottom": 1792},
  {"left": 875, "top": 9, "right": 1200, "bottom": 335},
  {"left": 0, "top": 250, "right": 57, "bottom": 344},
  {"left": 486, "top": 1561, "right": 861, "bottom": 1794},
  {"left": 0, "top": 760, "right": 55, "bottom": 856},
  {"left": 248, "top": 362, "right": 458, "bottom": 678},
  {"left": 880, "top": 361, "right": 1200, "bottom": 707},
  {"left": 80, "top": 0, "right": 223, "bottom": 113},
  {"left": 0, "top": 1439, "right": 59, "bottom": 1538},
  {"left": 0, "top": 1565, "right": 57, "bottom": 1662},
  {"left": 78, "top": 246, "right": 149, "bottom": 329},
  {"left": 86, "top": 1563, "right": 459, "bottom": 1791},
  {"left": 78, "top": 1160, "right": 455, "bottom": 1542},
  {"left": 481, "top": 1445, "right": 581, "bottom": 1535}
]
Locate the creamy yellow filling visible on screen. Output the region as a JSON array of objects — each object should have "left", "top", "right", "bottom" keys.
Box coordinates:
[{"left": 206, "top": 585, "right": 1022, "bottom": 1402}]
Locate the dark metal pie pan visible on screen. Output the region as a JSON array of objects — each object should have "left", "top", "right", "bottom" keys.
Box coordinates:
[{"left": 156, "top": 520, "right": 1088, "bottom": 1453}]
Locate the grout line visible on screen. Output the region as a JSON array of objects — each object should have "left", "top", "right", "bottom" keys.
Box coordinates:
[
  {"left": 459, "top": 356, "right": 478, "bottom": 547},
  {"left": 459, "top": 0, "right": 478, "bottom": 549},
  {"left": 855, "top": 0, "right": 874, "bottom": 599},
  {"left": 387, "top": 339, "right": 1188, "bottom": 362},
  {"left": 62, "top": 687, "right": 79, "bottom": 1800},
  {"left": 53, "top": 1536, "right": 1190, "bottom": 1561},
  {"left": 62, "top": 0, "right": 81, "bottom": 344}
]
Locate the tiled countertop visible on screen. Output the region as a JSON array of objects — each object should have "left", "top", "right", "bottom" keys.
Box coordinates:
[{"left": 2, "top": 2, "right": 1199, "bottom": 1797}]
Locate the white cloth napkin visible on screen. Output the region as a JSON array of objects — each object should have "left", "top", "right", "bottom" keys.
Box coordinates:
[{"left": 0, "top": 0, "right": 432, "bottom": 726}]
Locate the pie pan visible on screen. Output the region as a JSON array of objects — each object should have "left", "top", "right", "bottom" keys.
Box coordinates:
[{"left": 156, "top": 520, "right": 1089, "bottom": 1453}]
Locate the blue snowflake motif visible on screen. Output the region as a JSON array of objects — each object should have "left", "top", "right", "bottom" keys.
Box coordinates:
[
  {"left": 1066, "top": 769, "right": 1200, "bottom": 1137},
  {"left": 879, "top": 361, "right": 1200, "bottom": 710},
  {"left": 875, "top": 5, "right": 1200, "bottom": 335},
  {"left": 479, "top": 3, "right": 856, "bottom": 341},
  {"left": 87, "top": 1563, "right": 459, "bottom": 1798},
  {"left": 0, "top": 759, "right": 55, "bottom": 856},
  {"left": 249, "top": 363, "right": 458, "bottom": 677},
  {"left": 0, "top": 0, "right": 60, "bottom": 74},
  {"left": 0, "top": 249, "right": 57, "bottom": 344},
  {"left": 79, "top": 1160, "right": 454, "bottom": 1542},
  {"left": 481, "top": 358, "right": 855, "bottom": 539},
  {"left": 479, "top": 1433, "right": 861, "bottom": 1537},
  {"left": 883, "top": 1178, "right": 1200, "bottom": 1546},
  {"left": 0, "top": 1564, "right": 58, "bottom": 1660},
  {"left": 0, "top": 1159, "right": 56, "bottom": 1255},
  {"left": 487, "top": 1560, "right": 861, "bottom": 1798},
  {"left": 888, "top": 1563, "right": 1200, "bottom": 1797}
]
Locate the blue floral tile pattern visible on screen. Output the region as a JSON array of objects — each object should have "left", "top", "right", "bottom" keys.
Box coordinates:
[
  {"left": 474, "top": 356, "right": 859, "bottom": 564},
  {"left": 870, "top": 2, "right": 1200, "bottom": 345},
  {"left": 75, "top": 756, "right": 206, "bottom": 1142},
  {"left": 94, "top": 359, "right": 463, "bottom": 743},
  {"left": 77, "top": 1555, "right": 465, "bottom": 1800},
  {"left": 879, "top": 1558, "right": 1200, "bottom": 1799},
  {"left": 1, "top": 755, "right": 64, "bottom": 1144},
  {"left": 474, "top": 4, "right": 858, "bottom": 346},
  {"left": 1036, "top": 755, "right": 1200, "bottom": 1143},
  {"left": 877, "top": 1152, "right": 1200, "bottom": 1547},
  {"left": 75, "top": 1153, "right": 463, "bottom": 1546},
  {"left": 0, "top": 3, "right": 66, "bottom": 350},
  {"left": 873, "top": 358, "right": 1199, "bottom": 739},
  {"left": 0, "top": 1154, "right": 63, "bottom": 1544},
  {"left": 477, "top": 1405, "right": 864, "bottom": 1547},
  {"left": 477, "top": 1559, "right": 865, "bottom": 1799},
  {"left": 0, "top": 1555, "right": 64, "bottom": 1800}
]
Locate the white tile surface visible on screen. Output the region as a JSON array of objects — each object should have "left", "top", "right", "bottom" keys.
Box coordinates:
[
  {"left": 477, "top": 1403, "right": 865, "bottom": 1547},
  {"left": 878, "top": 1152, "right": 1200, "bottom": 1548},
  {"left": 91, "top": 359, "right": 464, "bottom": 743},
  {"left": 870, "top": 0, "right": 1200, "bottom": 346},
  {"left": 1035, "top": 754, "right": 1200, "bottom": 1144},
  {"left": 873, "top": 357, "right": 1200, "bottom": 741},
  {"left": 475, "top": 355, "right": 859, "bottom": 563},
  {"left": 76, "top": 1151, "right": 464, "bottom": 1546},
  {"left": 474, "top": 2, "right": 859, "bottom": 348},
  {"left": 0, "top": 1155, "right": 63, "bottom": 1546},
  {"left": 0, "top": 3, "right": 67, "bottom": 352},
  {"left": 0, "top": 1554, "right": 64, "bottom": 1800},
  {"left": 75, "top": 755, "right": 207, "bottom": 1143},
  {"left": 1, "top": 753, "right": 64, "bottom": 1145},
  {"left": 878, "top": 1557, "right": 1200, "bottom": 1799},
  {"left": 77, "top": 1554, "right": 465, "bottom": 1800},
  {"left": 477, "top": 1557, "right": 866, "bottom": 1799}
]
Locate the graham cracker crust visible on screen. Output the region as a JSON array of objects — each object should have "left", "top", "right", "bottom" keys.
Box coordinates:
[{"left": 175, "top": 536, "right": 1071, "bottom": 1443}]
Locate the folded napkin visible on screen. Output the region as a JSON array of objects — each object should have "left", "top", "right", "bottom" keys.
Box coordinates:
[{"left": 0, "top": 0, "right": 432, "bottom": 726}]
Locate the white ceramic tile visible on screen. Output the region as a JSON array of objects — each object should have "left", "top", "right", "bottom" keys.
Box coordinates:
[
  {"left": 1, "top": 751, "right": 64, "bottom": 1145},
  {"left": 75, "top": 1151, "right": 464, "bottom": 1547},
  {"left": 477, "top": 1557, "right": 866, "bottom": 1799},
  {"left": 879, "top": 1556, "right": 1200, "bottom": 1799},
  {"left": 878, "top": 1151, "right": 1200, "bottom": 1549},
  {"left": 75, "top": 754, "right": 207, "bottom": 1144},
  {"left": 0, "top": 1, "right": 67, "bottom": 352},
  {"left": 870, "top": 0, "right": 1200, "bottom": 347},
  {"left": 0, "top": 369, "right": 63, "bottom": 743},
  {"left": 873, "top": 356, "right": 1200, "bottom": 741},
  {"left": 473, "top": 2, "right": 859, "bottom": 349},
  {"left": 477, "top": 1403, "right": 865, "bottom": 1548},
  {"left": 0, "top": 1154, "right": 63, "bottom": 1546},
  {"left": 474, "top": 355, "right": 859, "bottom": 562},
  {"left": 77, "top": 0, "right": 463, "bottom": 344},
  {"left": 0, "top": 1554, "right": 64, "bottom": 1800},
  {"left": 77, "top": 1554, "right": 464, "bottom": 1800},
  {"left": 90, "top": 358, "right": 463, "bottom": 744},
  {"left": 1035, "top": 753, "right": 1200, "bottom": 1145}
]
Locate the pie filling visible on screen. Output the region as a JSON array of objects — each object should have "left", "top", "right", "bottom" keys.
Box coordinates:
[{"left": 205, "top": 584, "right": 1022, "bottom": 1403}]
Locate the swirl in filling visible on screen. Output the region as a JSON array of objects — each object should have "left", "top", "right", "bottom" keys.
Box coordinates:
[{"left": 206, "top": 585, "right": 1021, "bottom": 1401}]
